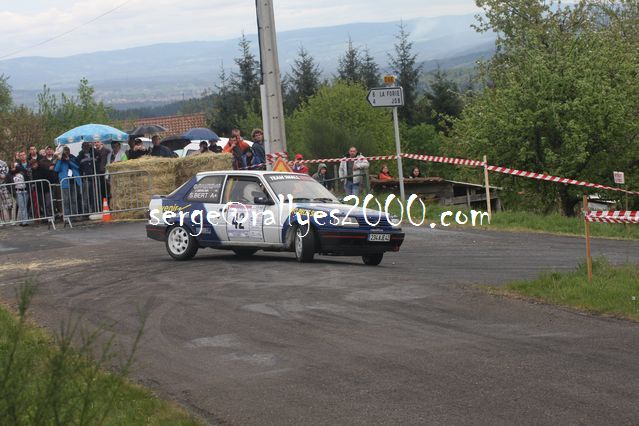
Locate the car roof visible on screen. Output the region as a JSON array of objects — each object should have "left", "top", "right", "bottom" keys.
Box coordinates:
[{"left": 196, "top": 170, "right": 305, "bottom": 178}]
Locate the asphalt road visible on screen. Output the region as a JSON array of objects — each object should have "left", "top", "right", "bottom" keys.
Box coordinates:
[{"left": 1, "top": 222, "right": 638, "bottom": 425}]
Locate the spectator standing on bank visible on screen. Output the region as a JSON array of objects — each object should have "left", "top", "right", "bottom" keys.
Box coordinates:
[
  {"left": 250, "top": 128, "right": 266, "bottom": 170},
  {"left": 150, "top": 134, "right": 175, "bottom": 158},
  {"left": 338, "top": 146, "right": 369, "bottom": 196}
]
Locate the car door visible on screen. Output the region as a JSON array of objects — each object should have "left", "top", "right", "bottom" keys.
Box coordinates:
[
  {"left": 222, "top": 176, "right": 268, "bottom": 243},
  {"left": 184, "top": 174, "right": 228, "bottom": 244}
]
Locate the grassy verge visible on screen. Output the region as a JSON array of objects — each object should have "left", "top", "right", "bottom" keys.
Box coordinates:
[
  {"left": 0, "top": 280, "right": 200, "bottom": 425},
  {"left": 353, "top": 193, "right": 639, "bottom": 240},
  {"left": 494, "top": 259, "right": 639, "bottom": 321}
]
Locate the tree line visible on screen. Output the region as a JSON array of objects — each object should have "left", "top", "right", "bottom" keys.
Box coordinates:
[{"left": 1, "top": 1, "right": 637, "bottom": 214}]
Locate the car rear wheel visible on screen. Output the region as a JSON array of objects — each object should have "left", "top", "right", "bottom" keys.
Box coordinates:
[
  {"left": 233, "top": 249, "right": 258, "bottom": 258},
  {"left": 294, "top": 225, "right": 315, "bottom": 263},
  {"left": 166, "top": 226, "right": 198, "bottom": 260},
  {"left": 362, "top": 253, "right": 383, "bottom": 266}
]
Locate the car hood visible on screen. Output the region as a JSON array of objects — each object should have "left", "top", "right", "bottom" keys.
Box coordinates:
[{"left": 291, "top": 202, "right": 389, "bottom": 218}]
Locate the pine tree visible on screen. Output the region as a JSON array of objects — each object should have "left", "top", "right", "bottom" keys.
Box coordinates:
[
  {"left": 337, "top": 38, "right": 361, "bottom": 83},
  {"left": 359, "top": 47, "right": 380, "bottom": 89},
  {"left": 387, "top": 22, "right": 422, "bottom": 124},
  {"left": 231, "top": 34, "right": 260, "bottom": 109},
  {"left": 284, "top": 46, "right": 321, "bottom": 113},
  {"left": 424, "top": 68, "right": 463, "bottom": 133}
]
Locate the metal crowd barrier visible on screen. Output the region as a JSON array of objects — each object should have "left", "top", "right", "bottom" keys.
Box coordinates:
[
  {"left": 60, "top": 170, "right": 151, "bottom": 227},
  {"left": 0, "top": 179, "right": 56, "bottom": 229}
]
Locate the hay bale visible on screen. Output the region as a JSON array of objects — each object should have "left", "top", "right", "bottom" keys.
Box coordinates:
[
  {"left": 106, "top": 153, "right": 233, "bottom": 219},
  {"left": 175, "top": 152, "right": 233, "bottom": 187}
]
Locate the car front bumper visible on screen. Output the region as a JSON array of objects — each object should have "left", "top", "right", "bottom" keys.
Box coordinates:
[{"left": 316, "top": 229, "right": 405, "bottom": 255}]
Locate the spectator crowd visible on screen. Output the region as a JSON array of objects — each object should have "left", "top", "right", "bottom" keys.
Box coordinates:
[{"left": 1, "top": 125, "right": 423, "bottom": 228}]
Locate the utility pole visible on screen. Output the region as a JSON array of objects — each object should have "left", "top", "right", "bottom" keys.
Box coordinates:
[{"left": 255, "top": 0, "right": 287, "bottom": 158}]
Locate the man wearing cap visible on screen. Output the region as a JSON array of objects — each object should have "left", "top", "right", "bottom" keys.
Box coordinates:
[{"left": 292, "top": 154, "right": 310, "bottom": 175}]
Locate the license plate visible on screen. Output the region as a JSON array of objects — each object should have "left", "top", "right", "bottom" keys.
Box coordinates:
[{"left": 368, "top": 233, "right": 390, "bottom": 242}]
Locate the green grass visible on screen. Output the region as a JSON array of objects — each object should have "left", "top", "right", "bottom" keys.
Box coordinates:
[
  {"left": 353, "top": 193, "right": 639, "bottom": 240},
  {"left": 499, "top": 259, "right": 639, "bottom": 321},
  {"left": 0, "top": 281, "right": 200, "bottom": 425}
]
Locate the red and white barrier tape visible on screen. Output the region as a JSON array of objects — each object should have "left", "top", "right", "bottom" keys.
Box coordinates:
[
  {"left": 297, "top": 155, "right": 398, "bottom": 164},
  {"left": 262, "top": 150, "right": 637, "bottom": 195},
  {"left": 265, "top": 152, "right": 289, "bottom": 162},
  {"left": 485, "top": 165, "right": 639, "bottom": 196},
  {"left": 401, "top": 153, "right": 485, "bottom": 167},
  {"left": 584, "top": 211, "right": 639, "bottom": 224}
]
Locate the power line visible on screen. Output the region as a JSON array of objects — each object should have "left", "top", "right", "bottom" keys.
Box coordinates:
[{"left": 0, "top": 0, "right": 135, "bottom": 61}]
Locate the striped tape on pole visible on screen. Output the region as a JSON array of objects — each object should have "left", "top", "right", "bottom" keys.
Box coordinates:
[{"left": 584, "top": 211, "right": 639, "bottom": 224}]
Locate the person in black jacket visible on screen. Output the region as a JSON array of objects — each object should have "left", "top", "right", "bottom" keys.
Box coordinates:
[
  {"left": 75, "top": 142, "right": 99, "bottom": 214},
  {"left": 150, "top": 135, "right": 176, "bottom": 158},
  {"left": 128, "top": 138, "right": 149, "bottom": 160}
]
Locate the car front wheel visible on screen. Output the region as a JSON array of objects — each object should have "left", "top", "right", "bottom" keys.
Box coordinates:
[
  {"left": 294, "top": 225, "right": 315, "bottom": 263},
  {"left": 362, "top": 253, "right": 383, "bottom": 266},
  {"left": 166, "top": 226, "right": 198, "bottom": 260}
]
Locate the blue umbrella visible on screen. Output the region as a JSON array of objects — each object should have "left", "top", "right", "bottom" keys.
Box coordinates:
[
  {"left": 182, "top": 127, "right": 219, "bottom": 141},
  {"left": 54, "top": 123, "right": 128, "bottom": 146}
]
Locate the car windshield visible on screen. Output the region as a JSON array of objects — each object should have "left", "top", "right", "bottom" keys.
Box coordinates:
[{"left": 264, "top": 173, "right": 340, "bottom": 203}]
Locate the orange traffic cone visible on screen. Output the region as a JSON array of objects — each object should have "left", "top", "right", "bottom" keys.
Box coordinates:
[{"left": 102, "top": 198, "right": 112, "bottom": 222}]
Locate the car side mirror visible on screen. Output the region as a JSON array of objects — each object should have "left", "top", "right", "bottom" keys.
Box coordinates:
[{"left": 254, "top": 196, "right": 274, "bottom": 205}]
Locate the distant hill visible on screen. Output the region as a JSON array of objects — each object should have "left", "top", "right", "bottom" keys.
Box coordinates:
[{"left": 0, "top": 14, "right": 495, "bottom": 109}]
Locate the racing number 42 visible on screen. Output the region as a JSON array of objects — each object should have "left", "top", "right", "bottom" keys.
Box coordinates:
[{"left": 232, "top": 212, "right": 245, "bottom": 229}]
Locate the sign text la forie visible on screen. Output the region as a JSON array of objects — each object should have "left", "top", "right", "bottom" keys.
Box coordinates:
[{"left": 367, "top": 87, "right": 404, "bottom": 107}]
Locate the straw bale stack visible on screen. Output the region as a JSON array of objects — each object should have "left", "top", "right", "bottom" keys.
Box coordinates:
[{"left": 107, "top": 153, "right": 232, "bottom": 218}]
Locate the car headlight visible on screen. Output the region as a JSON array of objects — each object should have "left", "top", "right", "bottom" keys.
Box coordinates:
[{"left": 340, "top": 216, "right": 359, "bottom": 227}]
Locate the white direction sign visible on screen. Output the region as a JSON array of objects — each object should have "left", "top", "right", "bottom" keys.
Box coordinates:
[
  {"left": 613, "top": 171, "right": 625, "bottom": 185},
  {"left": 367, "top": 87, "right": 404, "bottom": 107}
]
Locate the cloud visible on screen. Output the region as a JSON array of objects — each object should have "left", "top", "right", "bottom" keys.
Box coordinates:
[{"left": 0, "top": 0, "right": 479, "bottom": 59}]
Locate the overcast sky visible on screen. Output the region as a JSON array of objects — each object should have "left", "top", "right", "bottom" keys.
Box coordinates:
[{"left": 0, "top": 0, "right": 480, "bottom": 59}]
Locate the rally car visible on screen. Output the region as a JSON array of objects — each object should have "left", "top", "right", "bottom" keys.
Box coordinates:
[{"left": 146, "top": 171, "right": 405, "bottom": 265}]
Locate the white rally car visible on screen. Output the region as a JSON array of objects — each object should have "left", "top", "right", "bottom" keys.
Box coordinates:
[{"left": 146, "top": 171, "right": 405, "bottom": 265}]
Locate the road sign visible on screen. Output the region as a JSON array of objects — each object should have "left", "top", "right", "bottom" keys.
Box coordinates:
[
  {"left": 613, "top": 171, "right": 625, "bottom": 185},
  {"left": 383, "top": 75, "right": 396, "bottom": 85},
  {"left": 272, "top": 157, "right": 292, "bottom": 172},
  {"left": 367, "top": 87, "right": 404, "bottom": 108}
]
